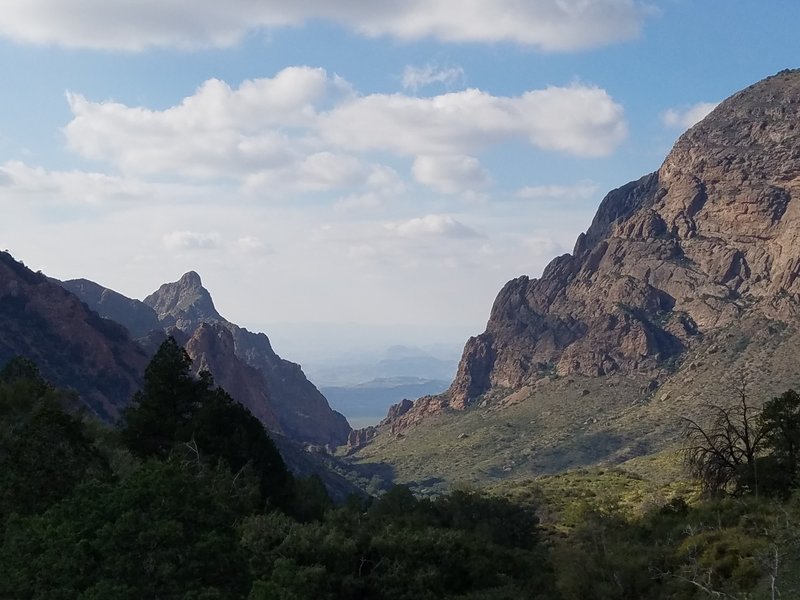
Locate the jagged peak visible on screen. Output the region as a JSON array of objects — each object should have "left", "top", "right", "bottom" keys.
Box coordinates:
[
  {"left": 178, "top": 270, "right": 203, "bottom": 288},
  {"left": 143, "top": 271, "right": 222, "bottom": 327}
]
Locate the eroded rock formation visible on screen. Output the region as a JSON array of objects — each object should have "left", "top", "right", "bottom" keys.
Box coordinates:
[{"left": 378, "top": 69, "right": 800, "bottom": 434}]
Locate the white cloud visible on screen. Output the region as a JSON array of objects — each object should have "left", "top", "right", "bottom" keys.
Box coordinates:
[
  {"left": 402, "top": 64, "right": 465, "bottom": 91},
  {"left": 62, "top": 71, "right": 627, "bottom": 202},
  {"left": 662, "top": 101, "right": 719, "bottom": 130},
  {"left": 0, "top": 1, "right": 648, "bottom": 52},
  {"left": 162, "top": 230, "right": 220, "bottom": 251},
  {"left": 319, "top": 85, "right": 627, "bottom": 158},
  {"left": 522, "top": 236, "right": 562, "bottom": 257},
  {"left": 64, "top": 67, "right": 337, "bottom": 178},
  {"left": 412, "top": 155, "right": 490, "bottom": 194},
  {"left": 515, "top": 181, "right": 598, "bottom": 200},
  {"left": 0, "top": 160, "right": 205, "bottom": 205},
  {"left": 242, "top": 153, "right": 371, "bottom": 196},
  {"left": 386, "top": 214, "right": 481, "bottom": 239}
]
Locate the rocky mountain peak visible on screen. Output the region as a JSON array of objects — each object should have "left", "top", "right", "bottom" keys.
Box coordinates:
[
  {"left": 374, "top": 69, "right": 800, "bottom": 430},
  {"left": 143, "top": 271, "right": 221, "bottom": 330},
  {"left": 178, "top": 270, "right": 203, "bottom": 288},
  {"left": 62, "top": 269, "right": 352, "bottom": 446}
]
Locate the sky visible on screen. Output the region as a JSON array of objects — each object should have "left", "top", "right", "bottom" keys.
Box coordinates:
[{"left": 0, "top": 1, "right": 798, "bottom": 364}]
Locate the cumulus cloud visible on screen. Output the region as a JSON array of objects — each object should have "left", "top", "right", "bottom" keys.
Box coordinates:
[
  {"left": 0, "top": 160, "right": 203, "bottom": 205},
  {"left": 401, "top": 64, "right": 465, "bottom": 91},
  {"left": 319, "top": 85, "right": 627, "bottom": 158},
  {"left": 62, "top": 69, "right": 627, "bottom": 200},
  {"left": 335, "top": 166, "right": 406, "bottom": 211},
  {"left": 515, "top": 181, "right": 598, "bottom": 200},
  {"left": 662, "top": 101, "right": 719, "bottom": 130},
  {"left": 386, "top": 214, "right": 481, "bottom": 239},
  {"left": 0, "top": 0, "right": 648, "bottom": 52},
  {"left": 162, "top": 230, "right": 220, "bottom": 251},
  {"left": 412, "top": 155, "right": 490, "bottom": 194},
  {"left": 64, "top": 67, "right": 339, "bottom": 178}
]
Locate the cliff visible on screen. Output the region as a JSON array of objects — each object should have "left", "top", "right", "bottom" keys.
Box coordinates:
[{"left": 377, "top": 69, "right": 800, "bottom": 433}]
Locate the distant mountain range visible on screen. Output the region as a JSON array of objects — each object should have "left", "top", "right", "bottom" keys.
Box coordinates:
[{"left": 321, "top": 376, "right": 450, "bottom": 427}]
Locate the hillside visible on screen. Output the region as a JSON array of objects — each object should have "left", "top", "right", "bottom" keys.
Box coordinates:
[
  {"left": 350, "top": 69, "right": 800, "bottom": 487},
  {"left": 0, "top": 252, "right": 148, "bottom": 419},
  {"left": 64, "top": 271, "right": 351, "bottom": 446}
]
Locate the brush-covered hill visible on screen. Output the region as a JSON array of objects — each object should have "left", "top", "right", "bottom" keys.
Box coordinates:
[{"left": 351, "top": 69, "right": 800, "bottom": 488}]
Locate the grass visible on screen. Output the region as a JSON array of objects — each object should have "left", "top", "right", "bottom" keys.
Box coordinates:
[{"left": 346, "top": 315, "right": 800, "bottom": 500}]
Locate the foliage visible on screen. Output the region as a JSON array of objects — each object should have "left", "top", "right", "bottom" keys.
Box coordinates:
[
  {"left": 4, "top": 348, "right": 800, "bottom": 599},
  {"left": 0, "top": 461, "right": 252, "bottom": 599},
  {"left": 122, "top": 337, "right": 290, "bottom": 506},
  {"left": 759, "top": 389, "right": 800, "bottom": 491}
]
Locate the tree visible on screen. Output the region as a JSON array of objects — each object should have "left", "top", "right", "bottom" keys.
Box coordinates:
[
  {"left": 122, "top": 337, "right": 293, "bottom": 506},
  {"left": 122, "top": 337, "right": 205, "bottom": 458},
  {"left": 759, "top": 389, "right": 800, "bottom": 493},
  {"left": 682, "top": 384, "right": 768, "bottom": 496},
  {"left": 191, "top": 386, "right": 291, "bottom": 506}
]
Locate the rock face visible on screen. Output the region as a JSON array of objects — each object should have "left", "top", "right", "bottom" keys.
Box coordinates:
[
  {"left": 124, "top": 271, "right": 350, "bottom": 446},
  {"left": 397, "top": 69, "right": 800, "bottom": 427},
  {"left": 0, "top": 252, "right": 148, "bottom": 420},
  {"left": 184, "top": 322, "right": 282, "bottom": 433}
]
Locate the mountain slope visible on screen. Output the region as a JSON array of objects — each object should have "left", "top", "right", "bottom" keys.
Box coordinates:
[
  {"left": 412, "top": 69, "right": 800, "bottom": 422},
  {"left": 65, "top": 271, "right": 351, "bottom": 446},
  {"left": 60, "top": 278, "right": 161, "bottom": 338},
  {"left": 0, "top": 252, "right": 148, "bottom": 420},
  {"left": 349, "top": 69, "right": 800, "bottom": 483}
]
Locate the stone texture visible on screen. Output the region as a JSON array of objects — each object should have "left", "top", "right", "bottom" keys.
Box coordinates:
[
  {"left": 184, "top": 322, "right": 282, "bottom": 433},
  {"left": 61, "top": 269, "right": 351, "bottom": 446}
]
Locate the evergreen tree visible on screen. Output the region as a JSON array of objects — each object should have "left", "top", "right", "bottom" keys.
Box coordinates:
[{"left": 122, "top": 337, "right": 204, "bottom": 458}]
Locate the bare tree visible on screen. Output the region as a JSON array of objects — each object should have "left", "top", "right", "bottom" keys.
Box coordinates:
[{"left": 682, "top": 380, "right": 767, "bottom": 496}]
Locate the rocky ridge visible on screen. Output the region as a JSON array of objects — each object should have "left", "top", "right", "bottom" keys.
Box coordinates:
[
  {"left": 65, "top": 271, "right": 351, "bottom": 446},
  {"left": 0, "top": 252, "right": 148, "bottom": 419},
  {"left": 367, "top": 69, "right": 800, "bottom": 438}
]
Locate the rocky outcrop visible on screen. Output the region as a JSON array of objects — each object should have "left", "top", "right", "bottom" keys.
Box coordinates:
[
  {"left": 0, "top": 252, "right": 148, "bottom": 420},
  {"left": 67, "top": 270, "right": 351, "bottom": 446},
  {"left": 60, "top": 278, "right": 160, "bottom": 338},
  {"left": 144, "top": 271, "right": 221, "bottom": 330},
  {"left": 386, "top": 69, "right": 800, "bottom": 429},
  {"left": 184, "top": 322, "right": 282, "bottom": 432}
]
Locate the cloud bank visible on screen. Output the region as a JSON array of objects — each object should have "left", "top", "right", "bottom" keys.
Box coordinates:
[
  {"left": 0, "top": 0, "right": 648, "bottom": 52},
  {"left": 63, "top": 67, "right": 627, "bottom": 198}
]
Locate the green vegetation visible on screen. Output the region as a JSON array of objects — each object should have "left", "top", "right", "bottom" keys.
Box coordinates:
[
  {"left": 2, "top": 341, "right": 800, "bottom": 598},
  {"left": 0, "top": 342, "right": 556, "bottom": 599}
]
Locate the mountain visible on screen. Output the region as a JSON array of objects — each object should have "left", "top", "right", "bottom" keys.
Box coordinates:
[
  {"left": 349, "top": 69, "right": 800, "bottom": 484},
  {"left": 65, "top": 271, "right": 351, "bottom": 446},
  {"left": 59, "top": 278, "right": 161, "bottom": 338},
  {"left": 0, "top": 252, "right": 148, "bottom": 420}
]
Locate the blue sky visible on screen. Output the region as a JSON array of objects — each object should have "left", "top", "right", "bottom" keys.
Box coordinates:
[{"left": 1, "top": 1, "right": 798, "bottom": 362}]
